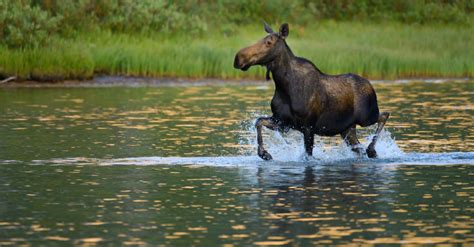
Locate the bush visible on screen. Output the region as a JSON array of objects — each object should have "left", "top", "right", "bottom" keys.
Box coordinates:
[
  {"left": 32, "top": 0, "right": 207, "bottom": 35},
  {"left": 103, "top": 0, "right": 207, "bottom": 34},
  {"left": 303, "top": 0, "right": 473, "bottom": 24},
  {"left": 0, "top": 0, "right": 59, "bottom": 48},
  {"left": 0, "top": 0, "right": 472, "bottom": 48}
]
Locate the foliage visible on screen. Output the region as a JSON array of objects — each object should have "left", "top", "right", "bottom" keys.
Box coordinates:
[
  {"left": 303, "top": 0, "right": 473, "bottom": 24},
  {"left": 0, "top": 0, "right": 60, "bottom": 48},
  {"left": 1, "top": 22, "right": 472, "bottom": 80},
  {"left": 2, "top": 0, "right": 473, "bottom": 48},
  {"left": 31, "top": 0, "right": 207, "bottom": 35},
  {"left": 103, "top": 0, "right": 207, "bottom": 34},
  {"left": 0, "top": 0, "right": 472, "bottom": 80}
]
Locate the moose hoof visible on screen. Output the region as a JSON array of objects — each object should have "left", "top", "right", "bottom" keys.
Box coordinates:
[
  {"left": 258, "top": 148, "right": 273, "bottom": 161},
  {"left": 352, "top": 146, "right": 365, "bottom": 156},
  {"left": 366, "top": 148, "right": 377, "bottom": 158}
]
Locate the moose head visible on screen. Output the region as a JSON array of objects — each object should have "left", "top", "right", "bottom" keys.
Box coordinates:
[{"left": 233, "top": 23, "right": 289, "bottom": 71}]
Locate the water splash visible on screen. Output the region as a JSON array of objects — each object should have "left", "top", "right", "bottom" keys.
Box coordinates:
[
  {"left": 11, "top": 151, "right": 474, "bottom": 167},
  {"left": 240, "top": 116, "right": 404, "bottom": 162},
  {"left": 364, "top": 129, "right": 404, "bottom": 159},
  {"left": 2, "top": 117, "right": 473, "bottom": 167}
]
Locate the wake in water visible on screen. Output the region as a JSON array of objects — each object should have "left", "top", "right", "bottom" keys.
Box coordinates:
[
  {"left": 2, "top": 117, "right": 473, "bottom": 167},
  {"left": 24, "top": 117, "right": 472, "bottom": 167},
  {"left": 239, "top": 115, "right": 404, "bottom": 162},
  {"left": 20, "top": 151, "right": 474, "bottom": 167}
]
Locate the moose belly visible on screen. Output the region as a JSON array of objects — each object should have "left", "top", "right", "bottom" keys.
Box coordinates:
[{"left": 312, "top": 111, "right": 355, "bottom": 136}]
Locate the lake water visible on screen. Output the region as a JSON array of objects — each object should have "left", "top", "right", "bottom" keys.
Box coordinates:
[{"left": 0, "top": 81, "right": 473, "bottom": 245}]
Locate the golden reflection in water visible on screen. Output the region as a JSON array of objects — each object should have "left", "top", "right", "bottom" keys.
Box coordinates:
[
  {"left": 0, "top": 81, "right": 473, "bottom": 245},
  {"left": 1, "top": 82, "right": 472, "bottom": 159},
  {"left": 0, "top": 163, "right": 472, "bottom": 245}
]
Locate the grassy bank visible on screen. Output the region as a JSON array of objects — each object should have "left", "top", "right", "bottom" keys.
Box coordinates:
[{"left": 1, "top": 21, "right": 473, "bottom": 81}]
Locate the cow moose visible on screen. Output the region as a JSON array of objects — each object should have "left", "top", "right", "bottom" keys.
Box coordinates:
[{"left": 233, "top": 23, "right": 390, "bottom": 161}]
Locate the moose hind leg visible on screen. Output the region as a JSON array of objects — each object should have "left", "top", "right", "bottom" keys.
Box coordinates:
[
  {"left": 340, "top": 125, "right": 364, "bottom": 156},
  {"left": 366, "top": 112, "right": 390, "bottom": 158},
  {"left": 255, "top": 117, "right": 279, "bottom": 161}
]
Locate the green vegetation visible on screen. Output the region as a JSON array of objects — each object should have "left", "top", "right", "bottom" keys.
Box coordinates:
[{"left": 0, "top": 0, "right": 473, "bottom": 81}]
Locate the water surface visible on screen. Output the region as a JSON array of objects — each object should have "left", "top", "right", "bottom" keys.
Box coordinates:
[{"left": 0, "top": 81, "right": 473, "bottom": 245}]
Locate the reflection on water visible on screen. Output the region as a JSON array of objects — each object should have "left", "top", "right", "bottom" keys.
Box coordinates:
[
  {"left": 0, "top": 162, "right": 472, "bottom": 245},
  {"left": 0, "top": 82, "right": 472, "bottom": 161},
  {"left": 0, "top": 81, "right": 473, "bottom": 245}
]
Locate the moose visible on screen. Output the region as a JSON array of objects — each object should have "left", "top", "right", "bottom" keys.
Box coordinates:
[{"left": 233, "top": 23, "right": 390, "bottom": 160}]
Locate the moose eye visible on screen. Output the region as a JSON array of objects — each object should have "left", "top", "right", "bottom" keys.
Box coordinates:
[{"left": 266, "top": 40, "right": 272, "bottom": 46}]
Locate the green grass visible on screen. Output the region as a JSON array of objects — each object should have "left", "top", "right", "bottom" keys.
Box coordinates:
[{"left": 0, "top": 21, "right": 473, "bottom": 81}]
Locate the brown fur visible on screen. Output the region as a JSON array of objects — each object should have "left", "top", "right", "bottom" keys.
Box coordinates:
[{"left": 234, "top": 23, "right": 389, "bottom": 160}]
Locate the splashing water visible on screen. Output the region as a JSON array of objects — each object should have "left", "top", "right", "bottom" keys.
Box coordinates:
[
  {"left": 1, "top": 82, "right": 473, "bottom": 167},
  {"left": 7, "top": 116, "right": 473, "bottom": 167},
  {"left": 240, "top": 115, "right": 404, "bottom": 162},
  {"left": 22, "top": 123, "right": 474, "bottom": 167}
]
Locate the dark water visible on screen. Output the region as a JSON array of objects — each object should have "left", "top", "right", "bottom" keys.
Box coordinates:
[{"left": 0, "top": 81, "right": 473, "bottom": 245}]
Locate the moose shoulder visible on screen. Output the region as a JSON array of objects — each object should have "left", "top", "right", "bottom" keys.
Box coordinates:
[{"left": 234, "top": 23, "right": 390, "bottom": 161}]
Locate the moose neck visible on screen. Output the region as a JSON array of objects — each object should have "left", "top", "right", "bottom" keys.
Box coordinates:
[
  {"left": 266, "top": 42, "right": 298, "bottom": 89},
  {"left": 267, "top": 42, "right": 324, "bottom": 91},
  {"left": 267, "top": 42, "right": 294, "bottom": 72}
]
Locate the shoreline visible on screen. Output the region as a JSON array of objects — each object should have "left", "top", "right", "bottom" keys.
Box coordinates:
[
  {"left": 1, "top": 22, "right": 472, "bottom": 85},
  {"left": 0, "top": 76, "right": 472, "bottom": 88}
]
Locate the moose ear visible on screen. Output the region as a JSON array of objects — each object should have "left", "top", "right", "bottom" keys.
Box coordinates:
[
  {"left": 279, "top": 23, "right": 289, "bottom": 39},
  {"left": 263, "top": 22, "right": 274, "bottom": 34}
]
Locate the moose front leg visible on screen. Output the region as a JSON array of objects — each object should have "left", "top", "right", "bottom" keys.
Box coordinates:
[
  {"left": 303, "top": 130, "right": 314, "bottom": 157},
  {"left": 255, "top": 117, "right": 280, "bottom": 161}
]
